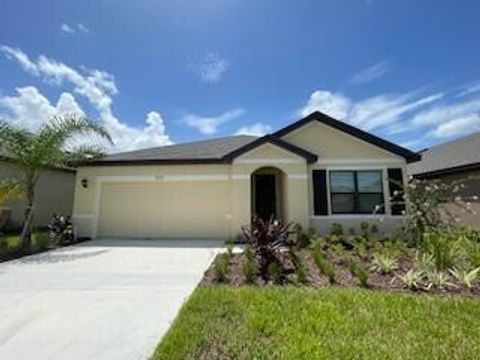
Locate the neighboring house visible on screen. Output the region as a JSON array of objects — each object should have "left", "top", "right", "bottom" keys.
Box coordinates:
[
  {"left": 408, "top": 132, "right": 480, "bottom": 228},
  {"left": 73, "top": 111, "right": 420, "bottom": 240},
  {"left": 0, "top": 157, "right": 76, "bottom": 231}
]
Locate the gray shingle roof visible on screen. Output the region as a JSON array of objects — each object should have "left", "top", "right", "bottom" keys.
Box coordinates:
[
  {"left": 408, "top": 132, "right": 480, "bottom": 176},
  {"left": 93, "top": 135, "right": 258, "bottom": 163}
]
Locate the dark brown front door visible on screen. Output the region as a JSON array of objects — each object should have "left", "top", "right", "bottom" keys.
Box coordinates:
[{"left": 254, "top": 174, "right": 276, "bottom": 220}]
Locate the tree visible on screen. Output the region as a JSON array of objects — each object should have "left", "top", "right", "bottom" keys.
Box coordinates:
[{"left": 0, "top": 115, "right": 112, "bottom": 250}]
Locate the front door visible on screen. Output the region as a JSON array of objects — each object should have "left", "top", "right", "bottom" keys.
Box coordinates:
[{"left": 254, "top": 174, "right": 276, "bottom": 220}]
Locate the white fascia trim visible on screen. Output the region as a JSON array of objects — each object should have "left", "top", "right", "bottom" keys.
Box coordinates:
[
  {"left": 316, "top": 158, "right": 405, "bottom": 165},
  {"left": 96, "top": 174, "right": 229, "bottom": 182},
  {"left": 234, "top": 158, "right": 304, "bottom": 164}
]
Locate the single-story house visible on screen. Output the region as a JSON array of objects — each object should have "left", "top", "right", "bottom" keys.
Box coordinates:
[
  {"left": 0, "top": 157, "right": 76, "bottom": 231},
  {"left": 73, "top": 111, "right": 420, "bottom": 240},
  {"left": 408, "top": 131, "right": 480, "bottom": 228}
]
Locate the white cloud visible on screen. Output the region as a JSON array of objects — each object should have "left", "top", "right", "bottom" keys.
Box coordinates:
[
  {"left": 183, "top": 108, "right": 244, "bottom": 135},
  {"left": 301, "top": 90, "right": 351, "bottom": 119},
  {"left": 190, "top": 52, "right": 229, "bottom": 84},
  {"left": 0, "top": 86, "right": 85, "bottom": 131},
  {"left": 1, "top": 46, "right": 173, "bottom": 152},
  {"left": 428, "top": 114, "right": 480, "bottom": 139},
  {"left": 300, "top": 88, "right": 444, "bottom": 132},
  {"left": 351, "top": 60, "right": 390, "bottom": 84},
  {"left": 77, "top": 23, "right": 90, "bottom": 34},
  {"left": 61, "top": 23, "right": 75, "bottom": 34},
  {"left": 300, "top": 87, "right": 480, "bottom": 145},
  {"left": 457, "top": 81, "right": 480, "bottom": 98},
  {"left": 235, "top": 123, "right": 272, "bottom": 137},
  {"left": 60, "top": 23, "right": 90, "bottom": 35}
]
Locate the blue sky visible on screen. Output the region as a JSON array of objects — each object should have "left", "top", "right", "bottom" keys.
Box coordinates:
[{"left": 0, "top": 0, "right": 479, "bottom": 152}]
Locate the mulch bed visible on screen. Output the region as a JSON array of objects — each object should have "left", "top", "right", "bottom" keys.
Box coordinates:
[{"left": 200, "top": 249, "right": 480, "bottom": 298}]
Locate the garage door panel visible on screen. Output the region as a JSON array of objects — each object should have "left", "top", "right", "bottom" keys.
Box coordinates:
[{"left": 97, "top": 181, "right": 229, "bottom": 238}]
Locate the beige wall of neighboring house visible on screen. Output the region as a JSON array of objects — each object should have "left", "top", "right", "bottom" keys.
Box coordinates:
[
  {"left": 0, "top": 161, "right": 76, "bottom": 230},
  {"left": 436, "top": 170, "right": 480, "bottom": 228},
  {"left": 74, "top": 118, "right": 410, "bottom": 240}
]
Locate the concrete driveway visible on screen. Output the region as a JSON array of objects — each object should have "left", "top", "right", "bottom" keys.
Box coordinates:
[{"left": 0, "top": 239, "right": 221, "bottom": 360}]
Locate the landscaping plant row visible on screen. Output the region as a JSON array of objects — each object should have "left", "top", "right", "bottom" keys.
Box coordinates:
[{"left": 202, "top": 221, "right": 480, "bottom": 297}]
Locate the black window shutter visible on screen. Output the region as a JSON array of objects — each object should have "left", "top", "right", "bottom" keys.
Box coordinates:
[
  {"left": 312, "top": 170, "right": 328, "bottom": 215},
  {"left": 387, "top": 168, "right": 405, "bottom": 216}
]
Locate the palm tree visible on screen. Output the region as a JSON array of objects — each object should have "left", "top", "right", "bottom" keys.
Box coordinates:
[{"left": 0, "top": 114, "right": 112, "bottom": 250}]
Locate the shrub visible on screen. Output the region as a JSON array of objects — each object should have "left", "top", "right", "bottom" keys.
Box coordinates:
[
  {"left": 242, "top": 246, "right": 257, "bottom": 283},
  {"left": 449, "top": 267, "right": 480, "bottom": 289},
  {"left": 242, "top": 217, "right": 292, "bottom": 281},
  {"left": 33, "top": 232, "right": 51, "bottom": 251},
  {"left": 371, "top": 253, "right": 398, "bottom": 275},
  {"left": 293, "top": 224, "right": 310, "bottom": 249},
  {"left": 312, "top": 248, "right": 336, "bottom": 284},
  {"left": 213, "top": 253, "right": 230, "bottom": 283},
  {"left": 48, "top": 214, "right": 74, "bottom": 246},
  {"left": 330, "top": 223, "right": 344, "bottom": 237},
  {"left": 289, "top": 249, "right": 308, "bottom": 284},
  {"left": 396, "top": 268, "right": 424, "bottom": 291},
  {"left": 226, "top": 240, "right": 234, "bottom": 258},
  {"left": 421, "top": 232, "right": 461, "bottom": 271},
  {"left": 267, "top": 261, "right": 283, "bottom": 284},
  {"left": 425, "top": 270, "right": 453, "bottom": 291},
  {"left": 348, "top": 261, "right": 369, "bottom": 288}
]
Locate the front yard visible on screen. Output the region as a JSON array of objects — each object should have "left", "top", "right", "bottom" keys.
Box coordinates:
[{"left": 154, "top": 286, "right": 480, "bottom": 360}]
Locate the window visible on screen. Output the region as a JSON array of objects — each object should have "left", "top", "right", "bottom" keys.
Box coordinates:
[{"left": 329, "top": 170, "right": 384, "bottom": 214}]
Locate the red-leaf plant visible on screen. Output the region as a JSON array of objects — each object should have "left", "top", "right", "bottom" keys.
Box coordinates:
[{"left": 242, "top": 217, "right": 292, "bottom": 281}]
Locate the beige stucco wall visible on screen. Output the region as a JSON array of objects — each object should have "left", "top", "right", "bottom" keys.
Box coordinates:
[
  {"left": 0, "top": 161, "right": 76, "bottom": 230},
  {"left": 433, "top": 170, "right": 480, "bottom": 228},
  {"left": 281, "top": 121, "right": 408, "bottom": 235},
  {"left": 73, "top": 122, "right": 410, "bottom": 239}
]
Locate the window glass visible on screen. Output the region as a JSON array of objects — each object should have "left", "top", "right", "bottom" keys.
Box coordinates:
[
  {"left": 331, "top": 194, "right": 355, "bottom": 213},
  {"left": 358, "top": 171, "right": 382, "bottom": 192},
  {"left": 330, "top": 171, "right": 355, "bottom": 192},
  {"left": 358, "top": 193, "right": 383, "bottom": 213},
  {"left": 329, "top": 170, "right": 384, "bottom": 214}
]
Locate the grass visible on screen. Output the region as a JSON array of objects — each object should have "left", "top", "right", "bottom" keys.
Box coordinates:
[
  {"left": 153, "top": 286, "right": 480, "bottom": 360},
  {"left": 0, "top": 231, "right": 50, "bottom": 258}
]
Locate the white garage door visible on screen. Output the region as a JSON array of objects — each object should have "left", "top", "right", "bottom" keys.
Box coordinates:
[{"left": 97, "top": 181, "right": 229, "bottom": 239}]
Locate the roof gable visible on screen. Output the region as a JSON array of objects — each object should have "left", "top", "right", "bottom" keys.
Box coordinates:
[{"left": 274, "top": 111, "right": 420, "bottom": 163}]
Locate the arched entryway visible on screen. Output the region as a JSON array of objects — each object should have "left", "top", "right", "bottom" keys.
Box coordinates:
[{"left": 251, "top": 167, "right": 286, "bottom": 221}]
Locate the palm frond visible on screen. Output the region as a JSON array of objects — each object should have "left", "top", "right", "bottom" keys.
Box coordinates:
[
  {"left": 41, "top": 114, "right": 113, "bottom": 145},
  {"left": 0, "top": 179, "right": 25, "bottom": 206},
  {"left": 0, "top": 120, "right": 32, "bottom": 159},
  {"left": 63, "top": 145, "right": 106, "bottom": 164}
]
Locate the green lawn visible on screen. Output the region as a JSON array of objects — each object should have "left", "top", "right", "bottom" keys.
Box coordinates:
[
  {"left": 0, "top": 231, "right": 50, "bottom": 257},
  {"left": 154, "top": 286, "right": 480, "bottom": 360}
]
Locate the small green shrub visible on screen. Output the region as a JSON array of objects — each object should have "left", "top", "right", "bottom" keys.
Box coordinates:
[
  {"left": 293, "top": 224, "right": 311, "bottom": 249},
  {"left": 289, "top": 249, "right": 308, "bottom": 284},
  {"left": 422, "top": 232, "right": 461, "bottom": 271},
  {"left": 330, "top": 223, "right": 344, "bottom": 237},
  {"left": 449, "top": 267, "right": 480, "bottom": 289},
  {"left": 267, "top": 262, "right": 283, "bottom": 284},
  {"left": 425, "top": 270, "right": 453, "bottom": 290},
  {"left": 226, "top": 240, "right": 234, "bottom": 258},
  {"left": 349, "top": 261, "right": 369, "bottom": 288},
  {"left": 312, "top": 248, "right": 336, "bottom": 284},
  {"left": 371, "top": 253, "right": 398, "bottom": 275},
  {"left": 242, "top": 246, "right": 257, "bottom": 283},
  {"left": 213, "top": 253, "right": 230, "bottom": 283},
  {"left": 396, "top": 268, "right": 424, "bottom": 291},
  {"left": 33, "top": 232, "right": 51, "bottom": 251}
]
